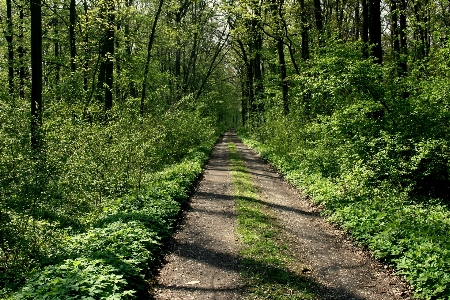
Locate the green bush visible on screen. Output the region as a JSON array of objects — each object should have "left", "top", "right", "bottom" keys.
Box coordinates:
[
  {"left": 62, "top": 221, "right": 159, "bottom": 287},
  {"left": 12, "top": 258, "right": 135, "bottom": 300}
]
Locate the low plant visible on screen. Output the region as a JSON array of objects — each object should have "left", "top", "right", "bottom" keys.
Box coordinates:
[{"left": 12, "top": 258, "right": 135, "bottom": 300}]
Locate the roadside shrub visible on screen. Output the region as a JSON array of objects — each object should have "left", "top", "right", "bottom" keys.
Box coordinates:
[
  {"left": 62, "top": 221, "right": 159, "bottom": 287},
  {"left": 12, "top": 258, "right": 135, "bottom": 300}
]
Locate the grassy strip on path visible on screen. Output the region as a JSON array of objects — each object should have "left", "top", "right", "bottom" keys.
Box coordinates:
[{"left": 228, "top": 142, "right": 316, "bottom": 300}]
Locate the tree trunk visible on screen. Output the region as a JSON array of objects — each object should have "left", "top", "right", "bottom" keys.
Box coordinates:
[
  {"left": 83, "top": 0, "right": 89, "bottom": 92},
  {"left": 277, "top": 40, "right": 289, "bottom": 115},
  {"left": 241, "top": 76, "right": 248, "bottom": 126},
  {"left": 362, "top": 0, "right": 369, "bottom": 57},
  {"left": 104, "top": 0, "right": 115, "bottom": 112},
  {"left": 413, "top": 0, "right": 429, "bottom": 60},
  {"left": 97, "top": 41, "right": 107, "bottom": 103},
  {"left": 70, "top": 0, "right": 77, "bottom": 73},
  {"left": 31, "top": 0, "right": 43, "bottom": 151},
  {"left": 6, "top": 0, "right": 14, "bottom": 95},
  {"left": 369, "top": 0, "right": 382, "bottom": 64},
  {"left": 392, "top": 0, "right": 400, "bottom": 62},
  {"left": 237, "top": 38, "right": 254, "bottom": 122},
  {"left": 251, "top": 9, "right": 264, "bottom": 114},
  {"left": 313, "top": 0, "right": 323, "bottom": 45},
  {"left": 355, "top": 2, "right": 360, "bottom": 40},
  {"left": 54, "top": 10, "right": 60, "bottom": 83},
  {"left": 399, "top": 0, "right": 407, "bottom": 75},
  {"left": 19, "top": 7, "right": 25, "bottom": 98},
  {"left": 141, "top": 0, "right": 164, "bottom": 116}
]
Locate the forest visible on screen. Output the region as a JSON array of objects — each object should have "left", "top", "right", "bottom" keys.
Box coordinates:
[{"left": 0, "top": 0, "right": 449, "bottom": 297}]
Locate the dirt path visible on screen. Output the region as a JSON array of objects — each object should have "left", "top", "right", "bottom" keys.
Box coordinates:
[
  {"left": 153, "top": 132, "right": 244, "bottom": 300},
  {"left": 153, "top": 130, "right": 411, "bottom": 300}
]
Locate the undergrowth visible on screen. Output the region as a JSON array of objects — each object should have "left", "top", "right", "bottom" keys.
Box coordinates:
[
  {"left": 228, "top": 142, "right": 316, "bottom": 300},
  {"left": 4, "top": 134, "right": 219, "bottom": 299}
]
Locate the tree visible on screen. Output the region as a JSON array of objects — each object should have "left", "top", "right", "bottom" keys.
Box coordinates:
[
  {"left": 6, "top": 0, "right": 14, "bottom": 95},
  {"left": 369, "top": 0, "right": 382, "bottom": 64},
  {"left": 31, "top": 0, "right": 43, "bottom": 151},
  {"left": 104, "top": 0, "right": 115, "bottom": 112},
  {"left": 141, "top": 0, "right": 164, "bottom": 116},
  {"left": 70, "top": 0, "right": 77, "bottom": 73}
]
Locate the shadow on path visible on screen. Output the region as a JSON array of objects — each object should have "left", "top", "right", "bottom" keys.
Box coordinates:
[{"left": 155, "top": 240, "right": 365, "bottom": 300}]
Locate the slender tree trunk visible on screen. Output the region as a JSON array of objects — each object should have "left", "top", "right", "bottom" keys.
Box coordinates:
[
  {"left": 194, "top": 32, "right": 229, "bottom": 100},
  {"left": 237, "top": 38, "right": 254, "bottom": 122},
  {"left": 83, "top": 0, "right": 89, "bottom": 92},
  {"left": 141, "top": 0, "right": 164, "bottom": 116},
  {"left": 54, "top": 12, "right": 60, "bottom": 83},
  {"left": 115, "top": 22, "right": 121, "bottom": 101},
  {"left": 413, "top": 0, "right": 429, "bottom": 60},
  {"left": 277, "top": 40, "right": 288, "bottom": 115},
  {"left": 270, "top": 0, "right": 289, "bottom": 114},
  {"left": 6, "top": 0, "right": 14, "bottom": 95},
  {"left": 175, "top": 13, "right": 182, "bottom": 100},
  {"left": 300, "top": 0, "right": 310, "bottom": 60},
  {"left": 104, "top": 0, "right": 115, "bottom": 112},
  {"left": 251, "top": 7, "right": 264, "bottom": 114},
  {"left": 313, "top": 0, "right": 324, "bottom": 45},
  {"left": 70, "top": 0, "right": 77, "bottom": 72},
  {"left": 125, "top": 0, "right": 132, "bottom": 56},
  {"left": 97, "top": 41, "right": 107, "bottom": 102},
  {"left": 392, "top": 0, "right": 400, "bottom": 62},
  {"left": 19, "top": 7, "right": 25, "bottom": 98},
  {"left": 355, "top": 2, "right": 360, "bottom": 40},
  {"left": 247, "top": 61, "right": 255, "bottom": 115},
  {"left": 362, "top": 0, "right": 369, "bottom": 57},
  {"left": 31, "top": 0, "right": 43, "bottom": 151},
  {"left": 241, "top": 75, "right": 248, "bottom": 126},
  {"left": 369, "top": 0, "right": 382, "bottom": 63},
  {"left": 399, "top": 0, "right": 407, "bottom": 75}
]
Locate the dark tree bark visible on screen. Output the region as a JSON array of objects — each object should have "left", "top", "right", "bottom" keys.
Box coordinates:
[
  {"left": 399, "top": 0, "right": 407, "bottom": 75},
  {"left": 253, "top": 35, "right": 263, "bottom": 113},
  {"left": 104, "top": 0, "right": 115, "bottom": 112},
  {"left": 31, "top": 0, "right": 43, "bottom": 151},
  {"left": 124, "top": 0, "right": 138, "bottom": 97},
  {"left": 241, "top": 74, "right": 248, "bottom": 126},
  {"left": 277, "top": 39, "right": 288, "bottom": 115},
  {"left": 313, "top": 0, "right": 324, "bottom": 45},
  {"left": 173, "top": 0, "right": 190, "bottom": 100},
  {"left": 125, "top": 0, "right": 133, "bottom": 56},
  {"left": 413, "top": 0, "right": 429, "bottom": 60},
  {"left": 141, "top": 0, "right": 164, "bottom": 116},
  {"left": 251, "top": 4, "right": 264, "bottom": 114},
  {"left": 97, "top": 41, "right": 107, "bottom": 103},
  {"left": 237, "top": 38, "right": 254, "bottom": 122},
  {"left": 54, "top": 9, "right": 60, "bottom": 83},
  {"left": 355, "top": 2, "right": 360, "bottom": 40},
  {"left": 269, "top": 0, "right": 289, "bottom": 115},
  {"left": 369, "top": 0, "right": 382, "bottom": 64},
  {"left": 6, "top": 0, "right": 14, "bottom": 95},
  {"left": 392, "top": 0, "right": 400, "bottom": 59},
  {"left": 362, "top": 0, "right": 369, "bottom": 57},
  {"left": 19, "top": 6, "right": 25, "bottom": 98},
  {"left": 280, "top": 17, "right": 300, "bottom": 74},
  {"left": 70, "top": 0, "right": 77, "bottom": 72},
  {"left": 83, "top": 0, "right": 89, "bottom": 92}
]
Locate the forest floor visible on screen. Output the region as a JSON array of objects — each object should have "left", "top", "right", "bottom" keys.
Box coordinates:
[{"left": 151, "top": 130, "right": 413, "bottom": 300}]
